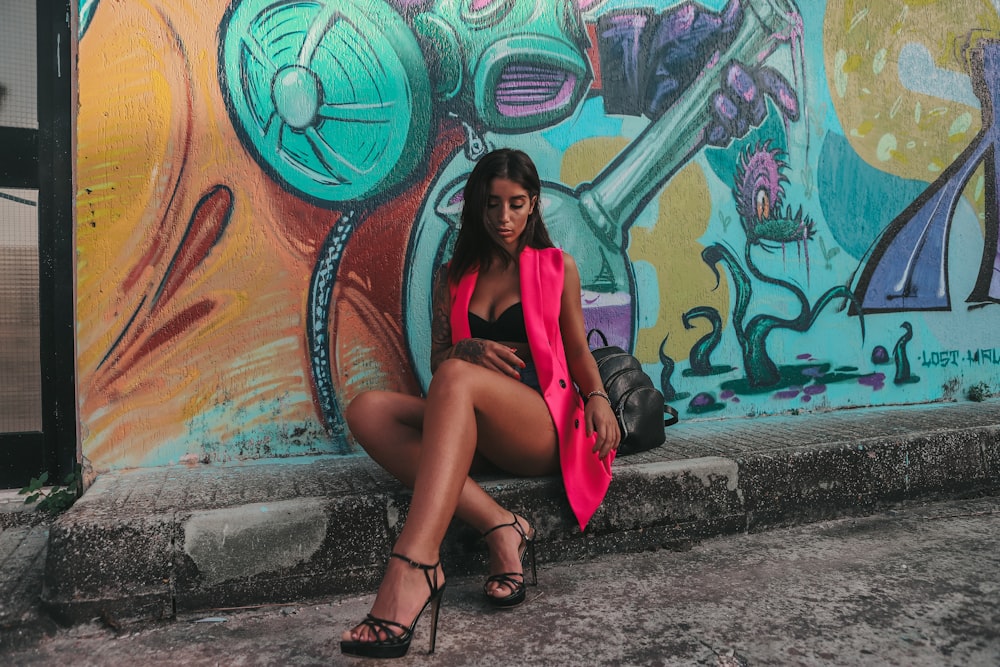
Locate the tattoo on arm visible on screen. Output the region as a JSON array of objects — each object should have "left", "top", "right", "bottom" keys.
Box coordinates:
[
  {"left": 430, "top": 267, "right": 453, "bottom": 371},
  {"left": 429, "top": 266, "right": 491, "bottom": 370},
  {"left": 451, "top": 338, "right": 488, "bottom": 364}
]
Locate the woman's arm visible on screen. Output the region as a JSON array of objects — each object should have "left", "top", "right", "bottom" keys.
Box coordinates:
[
  {"left": 559, "top": 253, "right": 621, "bottom": 459},
  {"left": 429, "top": 266, "right": 455, "bottom": 373},
  {"left": 429, "top": 266, "right": 525, "bottom": 378}
]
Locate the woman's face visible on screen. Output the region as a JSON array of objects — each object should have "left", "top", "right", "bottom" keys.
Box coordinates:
[{"left": 486, "top": 177, "right": 536, "bottom": 253}]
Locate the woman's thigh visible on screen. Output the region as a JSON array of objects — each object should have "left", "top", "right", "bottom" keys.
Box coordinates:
[{"left": 430, "top": 360, "right": 559, "bottom": 476}]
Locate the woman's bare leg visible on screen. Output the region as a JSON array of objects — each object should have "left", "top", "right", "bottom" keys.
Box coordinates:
[
  {"left": 346, "top": 388, "right": 540, "bottom": 603},
  {"left": 346, "top": 391, "right": 535, "bottom": 532},
  {"left": 343, "top": 359, "right": 558, "bottom": 641}
]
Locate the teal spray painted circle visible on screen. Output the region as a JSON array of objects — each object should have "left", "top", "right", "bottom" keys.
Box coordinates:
[{"left": 219, "top": 0, "right": 432, "bottom": 204}]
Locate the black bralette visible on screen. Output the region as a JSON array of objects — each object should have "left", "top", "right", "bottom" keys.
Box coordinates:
[{"left": 468, "top": 302, "right": 528, "bottom": 343}]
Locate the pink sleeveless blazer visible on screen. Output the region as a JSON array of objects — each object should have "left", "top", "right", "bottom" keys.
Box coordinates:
[{"left": 449, "top": 246, "right": 613, "bottom": 530}]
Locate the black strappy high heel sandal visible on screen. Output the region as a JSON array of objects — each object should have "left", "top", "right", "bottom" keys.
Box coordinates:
[
  {"left": 481, "top": 512, "right": 537, "bottom": 608},
  {"left": 340, "top": 552, "right": 446, "bottom": 659}
]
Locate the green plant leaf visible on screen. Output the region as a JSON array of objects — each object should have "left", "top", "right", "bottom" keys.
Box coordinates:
[
  {"left": 38, "top": 489, "right": 75, "bottom": 513},
  {"left": 19, "top": 467, "right": 82, "bottom": 514}
]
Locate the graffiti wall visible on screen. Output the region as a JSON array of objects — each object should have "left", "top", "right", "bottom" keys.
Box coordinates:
[{"left": 75, "top": 0, "right": 1000, "bottom": 472}]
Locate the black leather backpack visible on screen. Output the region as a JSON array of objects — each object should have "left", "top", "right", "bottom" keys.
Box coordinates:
[{"left": 588, "top": 330, "right": 678, "bottom": 455}]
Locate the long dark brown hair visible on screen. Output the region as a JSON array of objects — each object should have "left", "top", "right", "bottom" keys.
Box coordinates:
[{"left": 448, "top": 148, "right": 554, "bottom": 283}]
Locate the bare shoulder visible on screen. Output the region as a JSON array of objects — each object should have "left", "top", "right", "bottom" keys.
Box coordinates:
[
  {"left": 560, "top": 250, "right": 580, "bottom": 278},
  {"left": 560, "top": 249, "right": 578, "bottom": 269},
  {"left": 559, "top": 250, "right": 581, "bottom": 295}
]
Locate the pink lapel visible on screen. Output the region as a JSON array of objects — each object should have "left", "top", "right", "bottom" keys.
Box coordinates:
[
  {"left": 519, "top": 247, "right": 555, "bottom": 382},
  {"left": 450, "top": 269, "right": 477, "bottom": 344}
]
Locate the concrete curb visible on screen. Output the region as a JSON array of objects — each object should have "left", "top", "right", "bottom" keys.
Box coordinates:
[
  {"left": 740, "top": 427, "right": 1000, "bottom": 529},
  {"left": 38, "top": 401, "right": 1000, "bottom": 626}
]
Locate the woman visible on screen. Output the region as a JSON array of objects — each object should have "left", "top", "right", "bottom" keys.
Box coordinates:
[{"left": 341, "top": 148, "right": 620, "bottom": 658}]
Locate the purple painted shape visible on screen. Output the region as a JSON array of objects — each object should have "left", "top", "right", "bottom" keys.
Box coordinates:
[
  {"left": 756, "top": 67, "right": 800, "bottom": 119},
  {"left": 582, "top": 297, "right": 632, "bottom": 352},
  {"left": 775, "top": 387, "right": 801, "bottom": 399},
  {"left": 802, "top": 366, "right": 825, "bottom": 378},
  {"left": 991, "top": 248, "right": 1000, "bottom": 296},
  {"left": 871, "top": 345, "right": 889, "bottom": 364},
  {"left": 714, "top": 94, "right": 739, "bottom": 121},
  {"left": 858, "top": 373, "right": 886, "bottom": 390},
  {"left": 469, "top": 0, "right": 500, "bottom": 11},
  {"left": 495, "top": 65, "right": 577, "bottom": 118},
  {"left": 691, "top": 392, "right": 714, "bottom": 407},
  {"left": 644, "top": 0, "right": 742, "bottom": 118},
  {"left": 727, "top": 62, "right": 757, "bottom": 103},
  {"left": 601, "top": 12, "right": 649, "bottom": 39},
  {"left": 596, "top": 11, "right": 650, "bottom": 115},
  {"left": 659, "top": 3, "right": 717, "bottom": 43},
  {"left": 803, "top": 383, "right": 826, "bottom": 395}
]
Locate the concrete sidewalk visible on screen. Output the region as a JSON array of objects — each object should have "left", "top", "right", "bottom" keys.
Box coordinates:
[
  {"left": 4, "top": 496, "right": 999, "bottom": 666},
  {"left": 3, "top": 398, "right": 1000, "bottom": 647}
]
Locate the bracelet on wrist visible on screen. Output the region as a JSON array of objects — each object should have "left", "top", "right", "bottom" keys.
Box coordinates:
[{"left": 585, "top": 390, "right": 613, "bottom": 407}]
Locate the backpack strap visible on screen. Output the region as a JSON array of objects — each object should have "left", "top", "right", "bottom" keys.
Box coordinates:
[
  {"left": 587, "top": 328, "right": 609, "bottom": 349},
  {"left": 664, "top": 404, "right": 679, "bottom": 427}
]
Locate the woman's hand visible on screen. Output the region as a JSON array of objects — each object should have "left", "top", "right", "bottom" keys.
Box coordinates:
[
  {"left": 557, "top": 253, "right": 621, "bottom": 460},
  {"left": 451, "top": 338, "right": 525, "bottom": 379},
  {"left": 585, "top": 394, "right": 621, "bottom": 460}
]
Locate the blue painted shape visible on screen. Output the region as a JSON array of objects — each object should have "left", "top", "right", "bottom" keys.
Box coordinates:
[
  {"left": 852, "top": 40, "right": 1000, "bottom": 312},
  {"left": 898, "top": 42, "right": 980, "bottom": 109}
]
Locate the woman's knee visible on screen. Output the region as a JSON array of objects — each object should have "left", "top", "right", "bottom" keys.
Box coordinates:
[
  {"left": 429, "top": 358, "right": 482, "bottom": 397},
  {"left": 345, "top": 391, "right": 392, "bottom": 436},
  {"left": 432, "top": 357, "right": 473, "bottom": 380}
]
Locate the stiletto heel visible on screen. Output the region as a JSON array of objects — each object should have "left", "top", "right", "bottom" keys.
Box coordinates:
[
  {"left": 340, "top": 552, "right": 446, "bottom": 658},
  {"left": 481, "top": 512, "right": 537, "bottom": 608},
  {"left": 427, "top": 589, "right": 442, "bottom": 654}
]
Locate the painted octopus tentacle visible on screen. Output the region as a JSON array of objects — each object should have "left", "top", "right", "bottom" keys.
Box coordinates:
[
  {"left": 307, "top": 210, "right": 357, "bottom": 447},
  {"left": 682, "top": 305, "right": 724, "bottom": 375}
]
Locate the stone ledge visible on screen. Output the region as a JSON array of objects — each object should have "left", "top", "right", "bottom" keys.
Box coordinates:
[{"left": 40, "top": 412, "right": 1000, "bottom": 626}]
